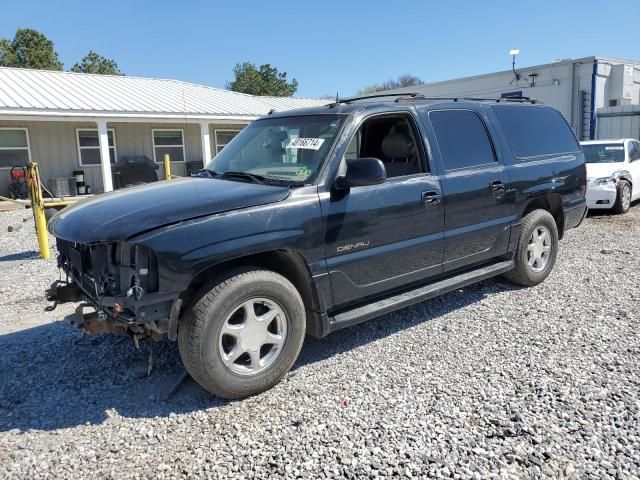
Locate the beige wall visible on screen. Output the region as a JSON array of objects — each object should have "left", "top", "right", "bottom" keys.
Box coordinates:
[{"left": 0, "top": 119, "right": 250, "bottom": 196}]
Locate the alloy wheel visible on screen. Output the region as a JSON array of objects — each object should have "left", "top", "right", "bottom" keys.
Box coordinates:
[
  {"left": 218, "top": 297, "right": 288, "bottom": 375},
  {"left": 527, "top": 225, "right": 552, "bottom": 273},
  {"left": 622, "top": 183, "right": 631, "bottom": 211}
]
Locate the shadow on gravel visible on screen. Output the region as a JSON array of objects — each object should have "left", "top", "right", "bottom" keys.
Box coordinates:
[
  {"left": 0, "top": 278, "right": 520, "bottom": 432},
  {"left": 0, "top": 251, "right": 39, "bottom": 262},
  {"left": 586, "top": 200, "right": 640, "bottom": 218}
]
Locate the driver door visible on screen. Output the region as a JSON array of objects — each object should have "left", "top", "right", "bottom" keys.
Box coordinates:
[{"left": 320, "top": 113, "right": 445, "bottom": 310}]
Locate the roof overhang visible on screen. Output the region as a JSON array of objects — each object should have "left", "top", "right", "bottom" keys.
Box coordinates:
[{"left": 0, "top": 108, "right": 258, "bottom": 123}]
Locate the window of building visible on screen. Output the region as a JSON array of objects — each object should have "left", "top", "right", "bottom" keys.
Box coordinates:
[
  {"left": 76, "top": 129, "right": 117, "bottom": 166},
  {"left": 491, "top": 105, "right": 579, "bottom": 158},
  {"left": 153, "top": 129, "right": 185, "bottom": 162},
  {"left": 215, "top": 130, "right": 241, "bottom": 154},
  {"left": 0, "top": 128, "right": 31, "bottom": 168},
  {"left": 344, "top": 114, "right": 425, "bottom": 178},
  {"left": 429, "top": 110, "right": 496, "bottom": 170}
]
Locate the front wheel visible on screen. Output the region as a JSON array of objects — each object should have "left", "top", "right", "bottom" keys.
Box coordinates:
[
  {"left": 178, "top": 268, "right": 306, "bottom": 399},
  {"left": 612, "top": 180, "right": 631, "bottom": 215},
  {"left": 504, "top": 209, "right": 559, "bottom": 287}
]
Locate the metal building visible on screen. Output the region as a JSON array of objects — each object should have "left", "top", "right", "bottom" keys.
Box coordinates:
[{"left": 385, "top": 56, "right": 640, "bottom": 140}]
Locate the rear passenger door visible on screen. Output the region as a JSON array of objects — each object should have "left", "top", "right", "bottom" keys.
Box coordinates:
[{"left": 420, "top": 107, "right": 511, "bottom": 271}]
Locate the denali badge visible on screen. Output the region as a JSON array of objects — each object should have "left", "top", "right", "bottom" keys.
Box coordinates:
[{"left": 337, "top": 241, "right": 370, "bottom": 253}]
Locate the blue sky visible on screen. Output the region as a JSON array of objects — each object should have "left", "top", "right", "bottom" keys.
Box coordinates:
[{"left": 1, "top": 0, "right": 638, "bottom": 97}]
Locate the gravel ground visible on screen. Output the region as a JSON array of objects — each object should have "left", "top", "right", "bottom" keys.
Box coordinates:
[{"left": 0, "top": 205, "right": 639, "bottom": 479}]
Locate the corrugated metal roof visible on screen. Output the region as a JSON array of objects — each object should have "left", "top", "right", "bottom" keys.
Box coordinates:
[{"left": 0, "top": 67, "right": 327, "bottom": 119}]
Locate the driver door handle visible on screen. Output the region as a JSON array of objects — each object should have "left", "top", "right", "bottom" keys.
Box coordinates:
[
  {"left": 422, "top": 190, "right": 441, "bottom": 205},
  {"left": 489, "top": 180, "right": 505, "bottom": 192}
]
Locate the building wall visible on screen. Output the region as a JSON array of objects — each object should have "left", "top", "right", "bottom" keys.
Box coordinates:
[
  {"left": 0, "top": 119, "right": 249, "bottom": 196},
  {"left": 596, "top": 106, "right": 640, "bottom": 140},
  {"left": 387, "top": 57, "right": 640, "bottom": 140}
]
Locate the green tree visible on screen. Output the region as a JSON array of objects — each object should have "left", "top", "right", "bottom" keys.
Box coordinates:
[
  {"left": 227, "top": 62, "right": 298, "bottom": 96},
  {"left": 71, "top": 50, "right": 123, "bottom": 75},
  {"left": 0, "top": 28, "right": 63, "bottom": 70},
  {"left": 357, "top": 74, "right": 423, "bottom": 95}
]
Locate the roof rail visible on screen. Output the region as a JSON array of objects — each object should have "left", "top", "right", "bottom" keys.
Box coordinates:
[
  {"left": 395, "top": 96, "right": 539, "bottom": 104},
  {"left": 328, "top": 92, "right": 424, "bottom": 106},
  {"left": 327, "top": 93, "right": 540, "bottom": 107}
]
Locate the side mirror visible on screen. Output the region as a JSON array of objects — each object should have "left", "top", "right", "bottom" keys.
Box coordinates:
[{"left": 334, "top": 157, "right": 386, "bottom": 190}]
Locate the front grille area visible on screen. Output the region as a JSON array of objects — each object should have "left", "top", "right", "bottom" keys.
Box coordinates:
[{"left": 55, "top": 238, "right": 158, "bottom": 299}]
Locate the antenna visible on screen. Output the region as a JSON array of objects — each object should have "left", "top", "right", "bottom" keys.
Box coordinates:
[
  {"left": 336, "top": 92, "right": 339, "bottom": 103},
  {"left": 509, "top": 49, "right": 527, "bottom": 85}
]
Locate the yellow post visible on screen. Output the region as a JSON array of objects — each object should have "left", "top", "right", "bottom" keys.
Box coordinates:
[
  {"left": 163, "top": 153, "right": 172, "bottom": 180},
  {"left": 26, "top": 163, "right": 51, "bottom": 260}
]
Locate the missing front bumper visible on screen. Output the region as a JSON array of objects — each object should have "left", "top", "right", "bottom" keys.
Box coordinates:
[{"left": 65, "top": 303, "right": 121, "bottom": 335}]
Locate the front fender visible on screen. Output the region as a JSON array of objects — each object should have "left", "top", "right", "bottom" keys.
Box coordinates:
[
  {"left": 616, "top": 169, "right": 633, "bottom": 183},
  {"left": 131, "top": 188, "right": 325, "bottom": 293}
]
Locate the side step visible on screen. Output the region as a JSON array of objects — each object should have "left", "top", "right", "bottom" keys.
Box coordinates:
[{"left": 327, "top": 260, "right": 514, "bottom": 334}]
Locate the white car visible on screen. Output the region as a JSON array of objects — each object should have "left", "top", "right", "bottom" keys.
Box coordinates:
[{"left": 581, "top": 139, "right": 640, "bottom": 214}]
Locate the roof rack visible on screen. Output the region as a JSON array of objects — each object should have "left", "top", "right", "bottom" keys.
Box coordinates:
[
  {"left": 328, "top": 93, "right": 539, "bottom": 106},
  {"left": 328, "top": 92, "right": 424, "bottom": 106},
  {"left": 395, "top": 96, "right": 539, "bottom": 104}
]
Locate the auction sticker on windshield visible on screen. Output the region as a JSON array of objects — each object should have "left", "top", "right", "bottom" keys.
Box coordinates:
[{"left": 287, "top": 138, "right": 325, "bottom": 150}]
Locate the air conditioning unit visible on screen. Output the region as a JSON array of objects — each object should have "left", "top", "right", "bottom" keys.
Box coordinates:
[{"left": 609, "top": 64, "right": 634, "bottom": 101}]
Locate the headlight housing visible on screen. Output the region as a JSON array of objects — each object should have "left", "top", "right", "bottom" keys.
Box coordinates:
[
  {"left": 593, "top": 170, "right": 622, "bottom": 186},
  {"left": 593, "top": 176, "right": 617, "bottom": 186}
]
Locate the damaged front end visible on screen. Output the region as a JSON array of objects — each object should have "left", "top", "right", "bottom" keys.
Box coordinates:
[{"left": 46, "top": 238, "right": 182, "bottom": 342}]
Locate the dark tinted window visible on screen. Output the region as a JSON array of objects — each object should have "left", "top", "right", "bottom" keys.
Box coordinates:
[
  {"left": 491, "top": 105, "right": 579, "bottom": 158},
  {"left": 429, "top": 110, "right": 496, "bottom": 170}
]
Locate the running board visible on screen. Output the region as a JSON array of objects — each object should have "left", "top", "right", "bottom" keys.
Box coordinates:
[{"left": 327, "top": 260, "right": 514, "bottom": 334}]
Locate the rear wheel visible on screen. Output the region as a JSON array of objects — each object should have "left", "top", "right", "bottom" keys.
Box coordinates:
[
  {"left": 178, "top": 268, "right": 306, "bottom": 399},
  {"left": 612, "top": 180, "right": 631, "bottom": 214},
  {"left": 504, "top": 209, "right": 559, "bottom": 286}
]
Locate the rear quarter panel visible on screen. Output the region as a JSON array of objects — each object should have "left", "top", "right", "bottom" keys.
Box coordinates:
[{"left": 485, "top": 106, "right": 587, "bottom": 235}]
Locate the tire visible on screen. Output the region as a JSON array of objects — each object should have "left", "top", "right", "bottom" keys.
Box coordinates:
[
  {"left": 504, "top": 209, "right": 559, "bottom": 287},
  {"left": 612, "top": 180, "right": 631, "bottom": 215},
  {"left": 178, "top": 268, "right": 306, "bottom": 399}
]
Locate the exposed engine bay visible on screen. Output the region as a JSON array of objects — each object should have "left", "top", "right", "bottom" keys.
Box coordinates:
[{"left": 46, "top": 238, "right": 181, "bottom": 342}]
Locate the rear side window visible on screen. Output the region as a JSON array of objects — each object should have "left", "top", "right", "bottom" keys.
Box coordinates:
[
  {"left": 491, "top": 105, "right": 579, "bottom": 158},
  {"left": 429, "top": 110, "right": 496, "bottom": 170},
  {"left": 629, "top": 142, "right": 640, "bottom": 162}
]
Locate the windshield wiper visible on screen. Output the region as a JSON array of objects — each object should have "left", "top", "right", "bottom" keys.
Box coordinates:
[
  {"left": 194, "top": 168, "right": 219, "bottom": 179},
  {"left": 220, "top": 171, "right": 266, "bottom": 184}
]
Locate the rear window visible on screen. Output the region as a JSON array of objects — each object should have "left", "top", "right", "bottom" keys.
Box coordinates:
[
  {"left": 428, "top": 110, "right": 496, "bottom": 170},
  {"left": 581, "top": 143, "right": 625, "bottom": 163},
  {"left": 491, "top": 105, "right": 579, "bottom": 158}
]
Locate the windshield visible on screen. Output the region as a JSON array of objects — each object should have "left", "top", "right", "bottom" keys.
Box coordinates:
[
  {"left": 582, "top": 143, "right": 625, "bottom": 163},
  {"left": 206, "top": 114, "right": 344, "bottom": 185}
]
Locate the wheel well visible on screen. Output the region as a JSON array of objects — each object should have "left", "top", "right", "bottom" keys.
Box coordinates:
[
  {"left": 184, "top": 250, "right": 325, "bottom": 337},
  {"left": 522, "top": 193, "right": 564, "bottom": 239}
]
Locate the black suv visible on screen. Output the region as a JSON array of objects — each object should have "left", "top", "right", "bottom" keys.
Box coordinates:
[{"left": 47, "top": 95, "right": 587, "bottom": 398}]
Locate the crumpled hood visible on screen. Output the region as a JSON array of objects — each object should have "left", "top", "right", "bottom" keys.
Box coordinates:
[
  {"left": 586, "top": 162, "right": 625, "bottom": 180},
  {"left": 48, "top": 177, "right": 290, "bottom": 243}
]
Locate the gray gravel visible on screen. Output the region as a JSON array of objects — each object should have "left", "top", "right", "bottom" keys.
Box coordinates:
[{"left": 0, "top": 205, "right": 639, "bottom": 479}]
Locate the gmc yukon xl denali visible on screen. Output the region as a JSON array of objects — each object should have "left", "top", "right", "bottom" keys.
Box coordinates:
[{"left": 46, "top": 95, "right": 587, "bottom": 399}]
